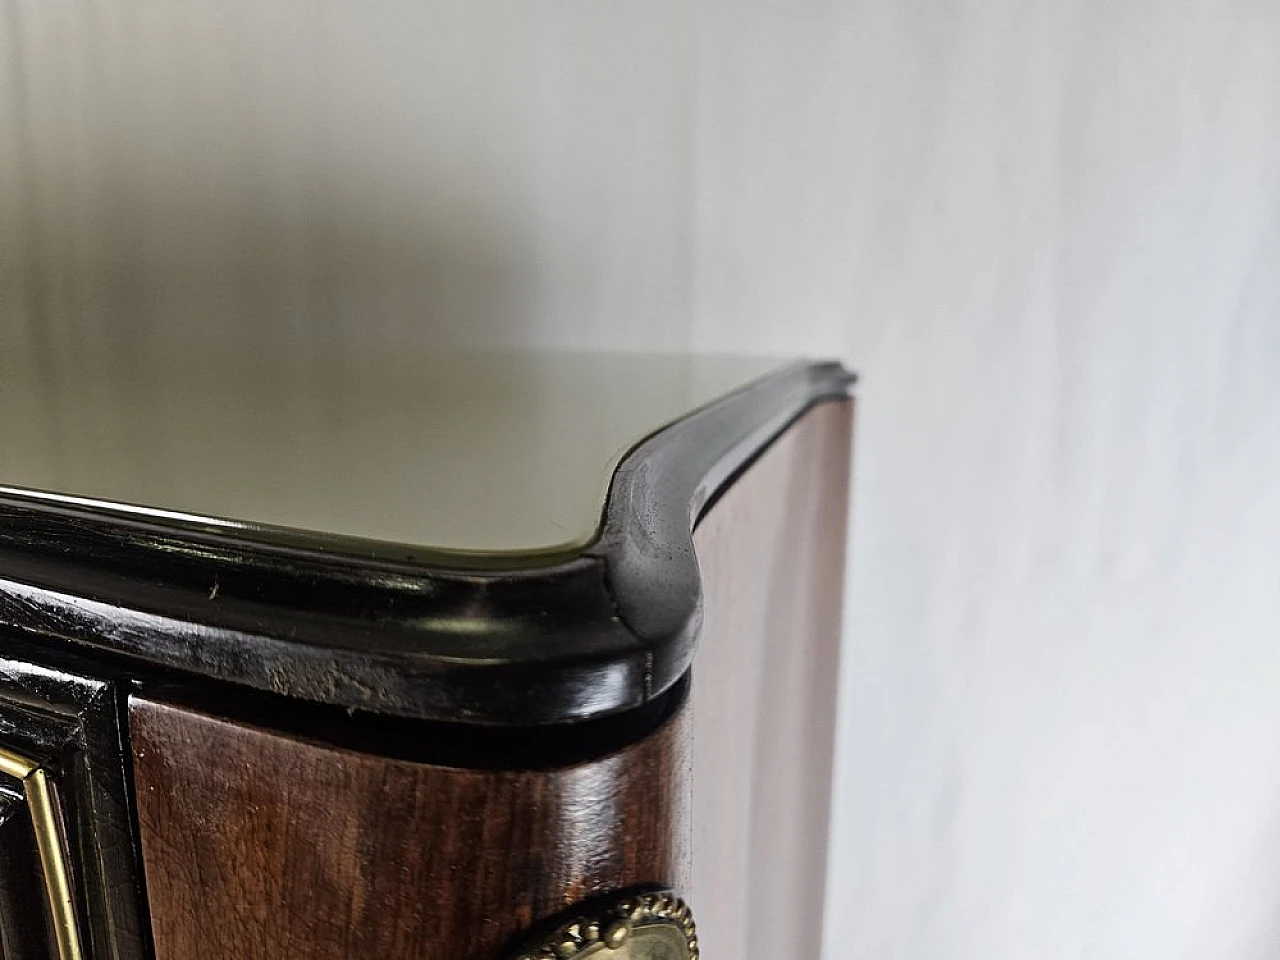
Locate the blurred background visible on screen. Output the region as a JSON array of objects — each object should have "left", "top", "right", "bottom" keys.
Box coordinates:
[{"left": 4, "top": 2, "right": 1280, "bottom": 956}]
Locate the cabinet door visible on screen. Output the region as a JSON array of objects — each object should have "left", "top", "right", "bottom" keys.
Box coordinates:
[{"left": 0, "top": 652, "right": 146, "bottom": 960}]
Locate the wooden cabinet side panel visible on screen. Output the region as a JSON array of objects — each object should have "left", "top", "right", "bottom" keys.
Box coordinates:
[
  {"left": 690, "top": 398, "right": 852, "bottom": 960},
  {"left": 129, "top": 700, "right": 690, "bottom": 960}
]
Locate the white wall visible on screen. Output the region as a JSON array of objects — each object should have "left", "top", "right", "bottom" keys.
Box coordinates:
[{"left": 5, "top": 2, "right": 1280, "bottom": 956}]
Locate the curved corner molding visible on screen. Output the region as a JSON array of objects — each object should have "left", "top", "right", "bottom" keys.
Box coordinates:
[
  {"left": 0, "top": 360, "right": 853, "bottom": 725},
  {"left": 0, "top": 748, "right": 84, "bottom": 960}
]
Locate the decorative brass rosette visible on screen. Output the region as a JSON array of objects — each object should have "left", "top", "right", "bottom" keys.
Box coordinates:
[{"left": 512, "top": 889, "right": 698, "bottom": 960}]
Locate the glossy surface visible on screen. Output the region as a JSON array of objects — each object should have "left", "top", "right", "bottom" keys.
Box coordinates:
[
  {"left": 0, "top": 362, "right": 852, "bottom": 723},
  {"left": 131, "top": 695, "right": 690, "bottom": 960},
  {"left": 2, "top": 348, "right": 782, "bottom": 557}
]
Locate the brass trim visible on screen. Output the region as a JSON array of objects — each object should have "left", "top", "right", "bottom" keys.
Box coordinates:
[
  {"left": 513, "top": 889, "right": 698, "bottom": 960},
  {"left": 0, "top": 746, "right": 85, "bottom": 960},
  {"left": 0, "top": 749, "right": 34, "bottom": 781}
]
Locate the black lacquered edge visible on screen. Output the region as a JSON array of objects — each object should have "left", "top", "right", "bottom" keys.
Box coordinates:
[{"left": 0, "top": 361, "right": 853, "bottom": 725}]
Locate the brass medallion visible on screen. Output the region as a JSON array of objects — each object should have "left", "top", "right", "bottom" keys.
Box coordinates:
[{"left": 513, "top": 890, "right": 697, "bottom": 960}]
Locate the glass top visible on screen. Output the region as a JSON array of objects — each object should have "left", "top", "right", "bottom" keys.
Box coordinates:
[{"left": 1, "top": 344, "right": 783, "bottom": 559}]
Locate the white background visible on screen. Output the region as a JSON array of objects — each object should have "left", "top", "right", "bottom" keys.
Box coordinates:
[{"left": 5, "top": 2, "right": 1280, "bottom": 956}]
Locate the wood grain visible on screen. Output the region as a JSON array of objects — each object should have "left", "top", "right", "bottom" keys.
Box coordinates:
[
  {"left": 129, "top": 699, "right": 690, "bottom": 960},
  {"left": 690, "top": 398, "right": 852, "bottom": 960}
]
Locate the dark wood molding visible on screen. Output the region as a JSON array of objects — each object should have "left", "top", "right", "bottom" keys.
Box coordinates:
[{"left": 0, "top": 362, "right": 852, "bottom": 725}]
